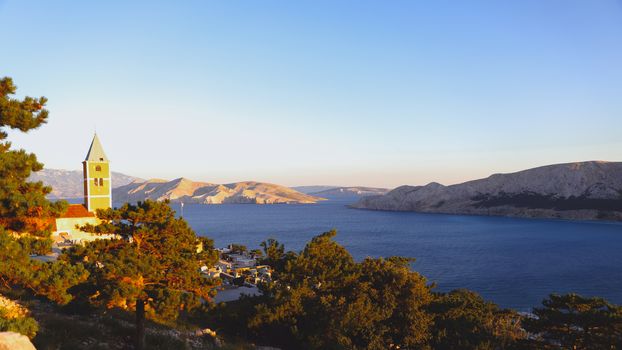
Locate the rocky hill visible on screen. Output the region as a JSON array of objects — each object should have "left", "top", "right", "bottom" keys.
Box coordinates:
[
  {"left": 352, "top": 161, "right": 622, "bottom": 221},
  {"left": 113, "top": 178, "right": 323, "bottom": 204},
  {"left": 29, "top": 169, "right": 143, "bottom": 199},
  {"left": 308, "top": 186, "right": 388, "bottom": 200},
  {"left": 292, "top": 186, "right": 337, "bottom": 194}
]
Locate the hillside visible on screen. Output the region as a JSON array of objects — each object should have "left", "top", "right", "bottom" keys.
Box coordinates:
[
  {"left": 309, "top": 186, "right": 388, "bottom": 200},
  {"left": 29, "top": 169, "right": 143, "bottom": 199},
  {"left": 113, "top": 178, "right": 323, "bottom": 204},
  {"left": 292, "top": 186, "right": 337, "bottom": 194},
  {"left": 352, "top": 161, "right": 622, "bottom": 221}
]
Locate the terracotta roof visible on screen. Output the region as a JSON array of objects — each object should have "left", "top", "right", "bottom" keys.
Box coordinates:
[{"left": 60, "top": 204, "right": 95, "bottom": 218}]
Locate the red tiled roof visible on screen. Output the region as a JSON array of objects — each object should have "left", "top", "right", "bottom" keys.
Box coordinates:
[{"left": 60, "top": 204, "right": 95, "bottom": 218}]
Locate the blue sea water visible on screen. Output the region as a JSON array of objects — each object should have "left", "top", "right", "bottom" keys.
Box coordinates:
[{"left": 174, "top": 200, "right": 622, "bottom": 311}]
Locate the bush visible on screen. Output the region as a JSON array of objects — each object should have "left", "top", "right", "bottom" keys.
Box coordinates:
[{"left": 0, "top": 308, "right": 39, "bottom": 339}]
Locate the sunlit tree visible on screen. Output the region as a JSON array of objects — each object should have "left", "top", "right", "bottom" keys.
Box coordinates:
[
  {"left": 0, "top": 77, "right": 86, "bottom": 308},
  {"left": 250, "top": 230, "right": 433, "bottom": 349},
  {"left": 524, "top": 293, "right": 622, "bottom": 349},
  {"left": 0, "top": 77, "right": 66, "bottom": 250},
  {"left": 62, "top": 200, "right": 220, "bottom": 350}
]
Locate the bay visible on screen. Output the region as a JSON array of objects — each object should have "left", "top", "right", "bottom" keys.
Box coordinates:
[{"left": 172, "top": 200, "right": 622, "bottom": 311}]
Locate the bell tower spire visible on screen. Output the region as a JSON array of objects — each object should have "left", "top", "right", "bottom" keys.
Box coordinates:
[{"left": 83, "top": 133, "right": 112, "bottom": 212}]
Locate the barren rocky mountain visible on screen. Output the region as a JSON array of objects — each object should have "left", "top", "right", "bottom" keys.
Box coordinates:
[
  {"left": 307, "top": 186, "right": 389, "bottom": 200},
  {"left": 352, "top": 161, "right": 622, "bottom": 221},
  {"left": 113, "top": 178, "right": 323, "bottom": 204},
  {"left": 29, "top": 169, "right": 143, "bottom": 199},
  {"left": 292, "top": 186, "right": 338, "bottom": 194}
]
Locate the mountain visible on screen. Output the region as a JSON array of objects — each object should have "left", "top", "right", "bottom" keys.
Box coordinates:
[
  {"left": 352, "top": 161, "right": 622, "bottom": 221},
  {"left": 292, "top": 186, "right": 338, "bottom": 194},
  {"left": 113, "top": 178, "right": 324, "bottom": 204},
  {"left": 309, "top": 187, "right": 389, "bottom": 200},
  {"left": 29, "top": 169, "right": 143, "bottom": 199},
  {"left": 293, "top": 186, "right": 388, "bottom": 200}
]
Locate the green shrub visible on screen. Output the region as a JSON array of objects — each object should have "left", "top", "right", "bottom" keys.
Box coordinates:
[{"left": 0, "top": 308, "right": 39, "bottom": 338}]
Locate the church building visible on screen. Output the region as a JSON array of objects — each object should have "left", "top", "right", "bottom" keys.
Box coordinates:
[
  {"left": 83, "top": 133, "right": 112, "bottom": 212},
  {"left": 53, "top": 134, "right": 114, "bottom": 244}
]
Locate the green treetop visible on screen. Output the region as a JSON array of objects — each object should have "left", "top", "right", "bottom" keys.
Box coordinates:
[
  {"left": 0, "top": 77, "right": 87, "bottom": 334},
  {"left": 428, "top": 289, "right": 524, "bottom": 350},
  {"left": 62, "top": 200, "right": 220, "bottom": 350},
  {"left": 0, "top": 77, "right": 66, "bottom": 242},
  {"left": 524, "top": 293, "right": 622, "bottom": 349},
  {"left": 249, "top": 230, "right": 433, "bottom": 350}
]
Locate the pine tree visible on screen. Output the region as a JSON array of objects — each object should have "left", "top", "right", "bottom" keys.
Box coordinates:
[
  {"left": 428, "top": 289, "right": 525, "bottom": 349},
  {"left": 249, "top": 230, "right": 433, "bottom": 350},
  {"left": 62, "top": 200, "right": 220, "bottom": 350},
  {"left": 524, "top": 293, "right": 622, "bottom": 349},
  {"left": 0, "top": 76, "right": 87, "bottom": 308},
  {"left": 0, "top": 76, "right": 66, "bottom": 250}
]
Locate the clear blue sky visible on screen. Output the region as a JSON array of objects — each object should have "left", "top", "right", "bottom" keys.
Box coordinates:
[{"left": 2, "top": 0, "right": 621, "bottom": 188}]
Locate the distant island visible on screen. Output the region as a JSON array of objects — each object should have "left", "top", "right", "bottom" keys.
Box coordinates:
[
  {"left": 29, "top": 169, "right": 142, "bottom": 199},
  {"left": 30, "top": 169, "right": 321, "bottom": 204},
  {"left": 31, "top": 169, "right": 388, "bottom": 204},
  {"left": 293, "top": 186, "right": 388, "bottom": 200},
  {"left": 112, "top": 178, "right": 323, "bottom": 204},
  {"left": 352, "top": 161, "right": 622, "bottom": 221}
]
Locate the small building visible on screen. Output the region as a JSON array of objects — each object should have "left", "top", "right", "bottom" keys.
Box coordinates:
[{"left": 52, "top": 134, "right": 115, "bottom": 244}]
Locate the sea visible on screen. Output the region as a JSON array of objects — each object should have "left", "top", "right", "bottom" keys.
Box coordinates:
[{"left": 167, "top": 200, "right": 620, "bottom": 311}]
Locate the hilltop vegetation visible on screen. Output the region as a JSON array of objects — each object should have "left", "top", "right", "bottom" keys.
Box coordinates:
[{"left": 204, "top": 231, "right": 622, "bottom": 350}]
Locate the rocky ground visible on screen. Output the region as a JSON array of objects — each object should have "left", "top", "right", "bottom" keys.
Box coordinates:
[{"left": 0, "top": 291, "right": 255, "bottom": 350}]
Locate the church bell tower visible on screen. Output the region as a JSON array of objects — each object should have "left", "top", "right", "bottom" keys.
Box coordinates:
[{"left": 83, "top": 133, "right": 112, "bottom": 213}]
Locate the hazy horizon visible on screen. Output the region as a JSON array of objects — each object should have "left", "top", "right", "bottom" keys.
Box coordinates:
[{"left": 3, "top": 1, "right": 621, "bottom": 188}]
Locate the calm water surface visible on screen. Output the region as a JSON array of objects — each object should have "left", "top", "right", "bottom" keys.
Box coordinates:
[{"left": 172, "top": 200, "right": 622, "bottom": 311}]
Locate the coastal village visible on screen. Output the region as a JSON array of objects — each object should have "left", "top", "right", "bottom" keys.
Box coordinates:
[
  {"left": 3, "top": 2, "right": 622, "bottom": 347},
  {"left": 44, "top": 134, "right": 270, "bottom": 301}
]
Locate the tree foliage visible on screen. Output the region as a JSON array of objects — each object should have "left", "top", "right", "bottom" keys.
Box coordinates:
[
  {"left": 248, "top": 230, "right": 433, "bottom": 350},
  {"left": 0, "top": 77, "right": 86, "bottom": 305},
  {"left": 0, "top": 307, "right": 39, "bottom": 339},
  {"left": 259, "top": 238, "right": 294, "bottom": 273},
  {"left": 0, "top": 77, "right": 66, "bottom": 243},
  {"left": 0, "top": 228, "right": 88, "bottom": 304},
  {"left": 229, "top": 244, "right": 248, "bottom": 255},
  {"left": 428, "top": 289, "right": 524, "bottom": 350},
  {"left": 524, "top": 293, "right": 622, "bottom": 349},
  {"left": 61, "top": 200, "right": 220, "bottom": 348}
]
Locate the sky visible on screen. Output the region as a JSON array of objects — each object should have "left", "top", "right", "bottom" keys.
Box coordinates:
[{"left": 1, "top": 0, "right": 621, "bottom": 188}]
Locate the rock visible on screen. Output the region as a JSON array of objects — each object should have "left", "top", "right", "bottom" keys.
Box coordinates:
[
  {"left": 0, "top": 332, "right": 36, "bottom": 350},
  {"left": 113, "top": 178, "right": 323, "bottom": 204},
  {"left": 306, "top": 186, "right": 389, "bottom": 200},
  {"left": 352, "top": 161, "right": 622, "bottom": 221},
  {"left": 29, "top": 168, "right": 142, "bottom": 199}
]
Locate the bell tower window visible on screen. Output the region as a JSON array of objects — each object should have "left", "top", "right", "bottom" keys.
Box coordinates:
[{"left": 95, "top": 165, "right": 101, "bottom": 172}]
